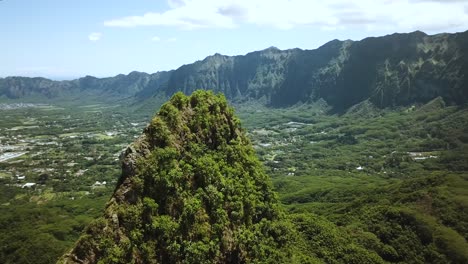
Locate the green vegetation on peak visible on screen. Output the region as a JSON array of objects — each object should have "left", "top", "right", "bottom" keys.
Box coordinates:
[{"left": 59, "top": 91, "right": 295, "bottom": 263}]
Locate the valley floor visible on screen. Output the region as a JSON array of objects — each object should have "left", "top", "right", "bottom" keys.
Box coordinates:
[{"left": 0, "top": 99, "right": 467, "bottom": 263}]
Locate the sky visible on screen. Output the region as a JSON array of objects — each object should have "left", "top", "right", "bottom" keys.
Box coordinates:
[{"left": 1, "top": 0, "right": 468, "bottom": 80}]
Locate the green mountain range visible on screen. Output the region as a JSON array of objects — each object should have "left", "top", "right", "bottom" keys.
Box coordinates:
[{"left": 2, "top": 30, "right": 468, "bottom": 110}]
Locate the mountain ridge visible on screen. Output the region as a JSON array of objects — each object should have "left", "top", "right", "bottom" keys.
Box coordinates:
[{"left": 2, "top": 30, "right": 467, "bottom": 111}]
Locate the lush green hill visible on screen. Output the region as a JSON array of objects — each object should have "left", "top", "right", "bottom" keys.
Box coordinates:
[
  {"left": 240, "top": 97, "right": 468, "bottom": 263},
  {"left": 59, "top": 91, "right": 300, "bottom": 263},
  {"left": 0, "top": 71, "right": 171, "bottom": 102}
]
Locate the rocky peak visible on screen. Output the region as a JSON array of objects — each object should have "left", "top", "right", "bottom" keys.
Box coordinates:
[{"left": 59, "top": 90, "right": 290, "bottom": 264}]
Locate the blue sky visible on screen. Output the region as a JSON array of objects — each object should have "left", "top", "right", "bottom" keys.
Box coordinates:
[{"left": 2, "top": 0, "right": 468, "bottom": 79}]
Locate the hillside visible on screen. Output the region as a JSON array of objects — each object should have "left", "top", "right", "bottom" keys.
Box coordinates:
[
  {"left": 2, "top": 30, "right": 468, "bottom": 110},
  {"left": 54, "top": 91, "right": 468, "bottom": 264},
  {"left": 0, "top": 71, "right": 171, "bottom": 101},
  {"left": 59, "top": 91, "right": 295, "bottom": 263},
  {"left": 0, "top": 90, "right": 467, "bottom": 263}
]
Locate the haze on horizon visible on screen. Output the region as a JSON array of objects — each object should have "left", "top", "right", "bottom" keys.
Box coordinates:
[{"left": 2, "top": 0, "right": 468, "bottom": 80}]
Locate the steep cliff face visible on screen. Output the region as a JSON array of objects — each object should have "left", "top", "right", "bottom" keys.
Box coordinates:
[
  {"left": 319, "top": 31, "right": 468, "bottom": 110},
  {"left": 165, "top": 48, "right": 299, "bottom": 102},
  {"left": 163, "top": 31, "right": 468, "bottom": 109},
  {"left": 2, "top": 31, "right": 467, "bottom": 110},
  {"left": 59, "top": 91, "right": 291, "bottom": 264}
]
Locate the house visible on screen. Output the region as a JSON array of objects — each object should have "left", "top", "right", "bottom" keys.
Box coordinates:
[
  {"left": 93, "top": 181, "right": 107, "bottom": 187},
  {"left": 22, "top": 182, "right": 36, "bottom": 188}
]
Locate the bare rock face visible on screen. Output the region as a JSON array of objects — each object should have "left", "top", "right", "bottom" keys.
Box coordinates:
[{"left": 58, "top": 91, "right": 291, "bottom": 264}]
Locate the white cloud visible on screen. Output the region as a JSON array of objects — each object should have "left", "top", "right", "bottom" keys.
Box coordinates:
[
  {"left": 103, "top": 0, "right": 468, "bottom": 33},
  {"left": 151, "top": 36, "right": 161, "bottom": 42},
  {"left": 104, "top": 1, "right": 236, "bottom": 30},
  {"left": 88, "top": 32, "right": 102, "bottom": 41}
]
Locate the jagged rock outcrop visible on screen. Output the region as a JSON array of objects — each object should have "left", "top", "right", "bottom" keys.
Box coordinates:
[{"left": 58, "top": 91, "right": 292, "bottom": 264}]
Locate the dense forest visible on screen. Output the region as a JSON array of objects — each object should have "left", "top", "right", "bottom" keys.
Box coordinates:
[{"left": 54, "top": 91, "right": 468, "bottom": 263}]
